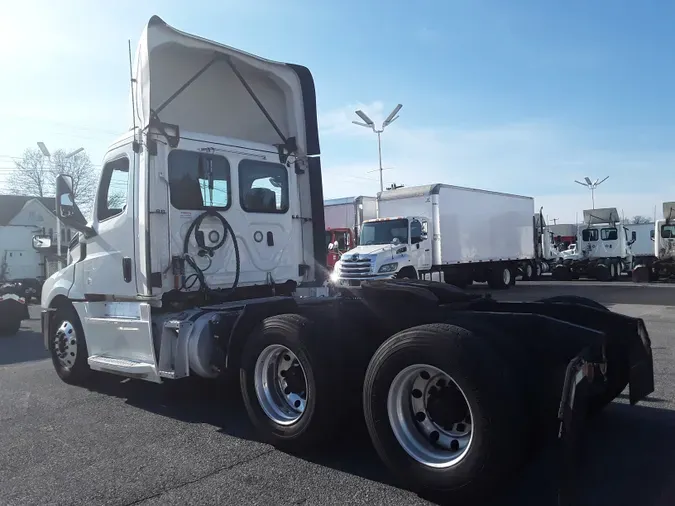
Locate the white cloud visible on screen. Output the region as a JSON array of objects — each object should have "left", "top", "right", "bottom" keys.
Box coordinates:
[{"left": 318, "top": 102, "right": 675, "bottom": 224}]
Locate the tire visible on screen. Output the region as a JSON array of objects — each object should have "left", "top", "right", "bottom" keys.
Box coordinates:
[
  {"left": 522, "top": 262, "right": 534, "bottom": 281},
  {"left": 552, "top": 264, "right": 571, "bottom": 281},
  {"left": 48, "top": 303, "right": 91, "bottom": 384},
  {"left": 363, "top": 324, "right": 526, "bottom": 503},
  {"left": 240, "top": 314, "right": 340, "bottom": 451},
  {"left": 632, "top": 265, "right": 649, "bottom": 283},
  {"left": 0, "top": 316, "right": 21, "bottom": 336},
  {"left": 594, "top": 263, "right": 611, "bottom": 282},
  {"left": 396, "top": 267, "right": 418, "bottom": 280},
  {"left": 487, "top": 265, "right": 511, "bottom": 290}
]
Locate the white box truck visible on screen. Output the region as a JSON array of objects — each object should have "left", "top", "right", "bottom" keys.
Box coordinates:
[{"left": 332, "top": 184, "right": 535, "bottom": 289}]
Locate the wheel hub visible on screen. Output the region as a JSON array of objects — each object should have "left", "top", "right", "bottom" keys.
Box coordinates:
[
  {"left": 254, "top": 345, "right": 308, "bottom": 425},
  {"left": 53, "top": 320, "right": 77, "bottom": 369},
  {"left": 387, "top": 364, "right": 473, "bottom": 468}
]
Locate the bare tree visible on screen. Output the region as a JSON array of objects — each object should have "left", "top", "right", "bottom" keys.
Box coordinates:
[
  {"left": 4, "top": 147, "right": 99, "bottom": 216},
  {"left": 623, "top": 215, "right": 652, "bottom": 225},
  {"left": 5, "top": 148, "right": 51, "bottom": 197}
]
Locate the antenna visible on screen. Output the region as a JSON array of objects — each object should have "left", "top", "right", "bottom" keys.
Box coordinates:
[{"left": 128, "top": 40, "right": 137, "bottom": 138}]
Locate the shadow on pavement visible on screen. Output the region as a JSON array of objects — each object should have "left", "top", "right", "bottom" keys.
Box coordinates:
[
  {"left": 82, "top": 373, "right": 675, "bottom": 506},
  {"left": 0, "top": 328, "right": 49, "bottom": 366}
]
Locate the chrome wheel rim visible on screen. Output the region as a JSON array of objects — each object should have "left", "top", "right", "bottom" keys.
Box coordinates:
[
  {"left": 387, "top": 364, "right": 473, "bottom": 469},
  {"left": 254, "top": 344, "right": 308, "bottom": 425},
  {"left": 54, "top": 320, "right": 77, "bottom": 369}
]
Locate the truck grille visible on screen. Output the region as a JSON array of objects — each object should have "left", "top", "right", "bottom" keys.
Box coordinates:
[{"left": 339, "top": 257, "right": 372, "bottom": 278}]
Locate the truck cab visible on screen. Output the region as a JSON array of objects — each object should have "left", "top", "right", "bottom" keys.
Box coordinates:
[
  {"left": 331, "top": 216, "right": 430, "bottom": 285},
  {"left": 39, "top": 15, "right": 326, "bottom": 383},
  {"left": 325, "top": 227, "right": 353, "bottom": 271}
]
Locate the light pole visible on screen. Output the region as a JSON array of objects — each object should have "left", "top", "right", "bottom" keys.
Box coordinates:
[
  {"left": 574, "top": 176, "right": 609, "bottom": 209},
  {"left": 352, "top": 104, "right": 402, "bottom": 216},
  {"left": 37, "top": 143, "right": 85, "bottom": 270}
]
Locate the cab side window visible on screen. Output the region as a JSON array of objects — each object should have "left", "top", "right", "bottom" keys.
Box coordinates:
[
  {"left": 411, "top": 219, "right": 423, "bottom": 244},
  {"left": 97, "top": 157, "right": 130, "bottom": 221}
]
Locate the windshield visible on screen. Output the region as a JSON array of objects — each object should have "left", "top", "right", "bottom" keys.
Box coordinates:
[
  {"left": 662, "top": 224, "right": 675, "bottom": 239},
  {"left": 360, "top": 219, "right": 409, "bottom": 245}
]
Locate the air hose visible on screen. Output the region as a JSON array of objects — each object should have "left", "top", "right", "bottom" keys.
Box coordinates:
[{"left": 182, "top": 208, "right": 241, "bottom": 296}]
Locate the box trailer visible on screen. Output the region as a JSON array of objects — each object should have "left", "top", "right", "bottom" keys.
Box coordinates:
[{"left": 332, "top": 184, "right": 535, "bottom": 289}]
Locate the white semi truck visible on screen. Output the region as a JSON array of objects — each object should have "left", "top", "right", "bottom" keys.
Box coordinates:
[
  {"left": 633, "top": 202, "right": 675, "bottom": 282},
  {"left": 532, "top": 209, "right": 566, "bottom": 278},
  {"left": 38, "top": 16, "right": 655, "bottom": 504},
  {"left": 331, "top": 184, "right": 536, "bottom": 289},
  {"left": 553, "top": 207, "right": 636, "bottom": 282}
]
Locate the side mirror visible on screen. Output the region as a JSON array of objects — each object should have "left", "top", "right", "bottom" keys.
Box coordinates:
[
  {"left": 55, "top": 174, "right": 95, "bottom": 237},
  {"left": 32, "top": 234, "right": 52, "bottom": 250}
]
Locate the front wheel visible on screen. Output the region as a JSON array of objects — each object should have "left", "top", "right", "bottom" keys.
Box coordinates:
[
  {"left": 363, "top": 324, "right": 526, "bottom": 503},
  {"left": 48, "top": 304, "right": 91, "bottom": 384}
]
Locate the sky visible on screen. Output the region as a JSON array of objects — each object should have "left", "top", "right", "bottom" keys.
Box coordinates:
[{"left": 2, "top": 0, "right": 675, "bottom": 224}]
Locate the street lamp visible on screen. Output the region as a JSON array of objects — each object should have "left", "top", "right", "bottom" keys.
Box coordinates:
[
  {"left": 36, "top": 142, "right": 85, "bottom": 270},
  {"left": 574, "top": 176, "right": 609, "bottom": 209},
  {"left": 352, "top": 104, "right": 403, "bottom": 213}
]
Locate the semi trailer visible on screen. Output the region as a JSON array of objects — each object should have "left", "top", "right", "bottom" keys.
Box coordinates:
[
  {"left": 331, "top": 184, "right": 537, "bottom": 289},
  {"left": 39, "top": 16, "right": 655, "bottom": 504},
  {"left": 553, "top": 207, "right": 636, "bottom": 282},
  {"left": 324, "top": 196, "right": 376, "bottom": 271}
]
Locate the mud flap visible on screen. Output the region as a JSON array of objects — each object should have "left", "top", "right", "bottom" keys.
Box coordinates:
[
  {"left": 557, "top": 356, "right": 592, "bottom": 506},
  {"left": 628, "top": 319, "right": 655, "bottom": 404}
]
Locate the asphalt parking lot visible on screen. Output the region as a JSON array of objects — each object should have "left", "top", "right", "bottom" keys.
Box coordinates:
[{"left": 1, "top": 281, "right": 675, "bottom": 506}]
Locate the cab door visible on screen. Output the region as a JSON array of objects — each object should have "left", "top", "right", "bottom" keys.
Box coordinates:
[
  {"left": 411, "top": 218, "right": 432, "bottom": 271},
  {"left": 73, "top": 144, "right": 139, "bottom": 298}
]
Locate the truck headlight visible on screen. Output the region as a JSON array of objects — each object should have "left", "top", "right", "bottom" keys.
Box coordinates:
[{"left": 378, "top": 263, "right": 398, "bottom": 273}]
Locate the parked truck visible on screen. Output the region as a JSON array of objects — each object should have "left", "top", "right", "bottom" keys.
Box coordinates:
[
  {"left": 331, "top": 184, "right": 537, "bottom": 289},
  {"left": 38, "top": 16, "right": 655, "bottom": 504},
  {"left": 0, "top": 282, "right": 30, "bottom": 336},
  {"left": 625, "top": 222, "right": 657, "bottom": 270},
  {"left": 552, "top": 207, "right": 636, "bottom": 282},
  {"left": 324, "top": 196, "right": 376, "bottom": 271},
  {"left": 633, "top": 202, "right": 675, "bottom": 282},
  {"left": 531, "top": 209, "right": 565, "bottom": 278}
]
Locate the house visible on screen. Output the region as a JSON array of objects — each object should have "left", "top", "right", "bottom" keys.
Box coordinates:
[{"left": 0, "top": 195, "right": 86, "bottom": 281}]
